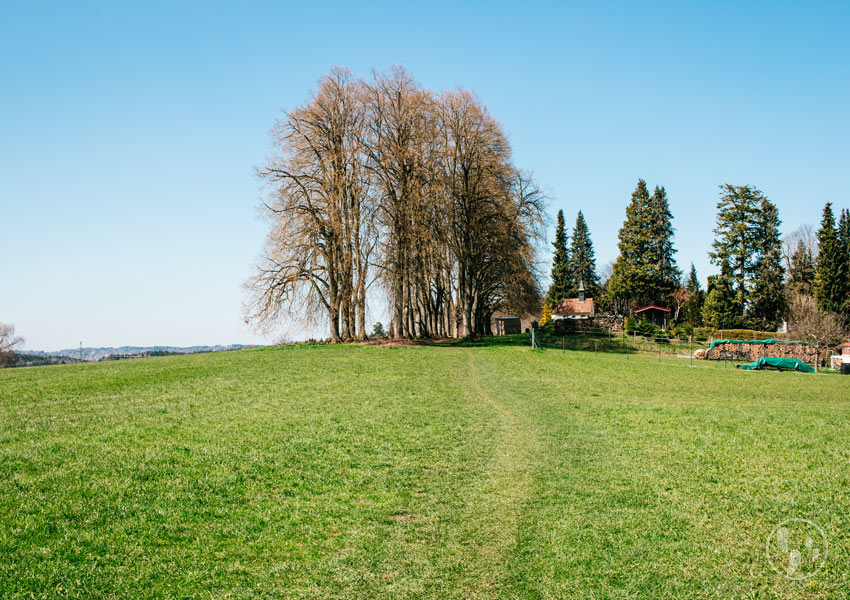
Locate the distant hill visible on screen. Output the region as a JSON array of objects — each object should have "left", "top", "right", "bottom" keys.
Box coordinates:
[{"left": 21, "top": 345, "right": 251, "bottom": 362}]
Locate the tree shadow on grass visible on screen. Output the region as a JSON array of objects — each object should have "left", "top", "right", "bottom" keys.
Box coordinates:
[{"left": 423, "top": 334, "right": 532, "bottom": 348}]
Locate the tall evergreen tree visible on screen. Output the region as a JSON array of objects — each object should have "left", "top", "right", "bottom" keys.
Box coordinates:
[
  {"left": 814, "top": 203, "right": 849, "bottom": 314},
  {"left": 702, "top": 259, "right": 737, "bottom": 328},
  {"left": 788, "top": 238, "right": 815, "bottom": 296},
  {"left": 685, "top": 264, "right": 701, "bottom": 293},
  {"left": 567, "top": 211, "right": 599, "bottom": 296},
  {"left": 839, "top": 208, "right": 850, "bottom": 248},
  {"left": 840, "top": 208, "right": 850, "bottom": 313},
  {"left": 608, "top": 179, "right": 676, "bottom": 310},
  {"left": 709, "top": 184, "right": 763, "bottom": 316},
  {"left": 649, "top": 186, "right": 680, "bottom": 300},
  {"left": 749, "top": 198, "right": 786, "bottom": 328},
  {"left": 683, "top": 264, "right": 705, "bottom": 325},
  {"left": 546, "top": 210, "right": 572, "bottom": 306}
]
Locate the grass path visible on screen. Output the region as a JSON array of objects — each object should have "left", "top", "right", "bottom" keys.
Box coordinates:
[{"left": 460, "top": 349, "right": 541, "bottom": 597}]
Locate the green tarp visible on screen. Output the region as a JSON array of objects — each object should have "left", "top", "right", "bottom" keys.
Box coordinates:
[
  {"left": 737, "top": 357, "right": 814, "bottom": 373},
  {"left": 708, "top": 338, "right": 810, "bottom": 351}
]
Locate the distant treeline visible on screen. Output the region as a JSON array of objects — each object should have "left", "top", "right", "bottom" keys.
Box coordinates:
[{"left": 3, "top": 353, "right": 81, "bottom": 368}]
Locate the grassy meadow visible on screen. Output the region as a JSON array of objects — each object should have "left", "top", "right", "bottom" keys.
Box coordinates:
[{"left": 1, "top": 338, "right": 848, "bottom": 598}]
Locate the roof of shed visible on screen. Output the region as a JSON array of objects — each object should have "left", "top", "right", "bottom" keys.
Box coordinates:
[{"left": 635, "top": 305, "right": 670, "bottom": 313}]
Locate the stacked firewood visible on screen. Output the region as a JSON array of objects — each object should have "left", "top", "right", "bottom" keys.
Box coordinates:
[{"left": 703, "top": 342, "right": 818, "bottom": 362}]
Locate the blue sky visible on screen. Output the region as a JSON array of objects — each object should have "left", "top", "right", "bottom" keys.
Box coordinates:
[{"left": 2, "top": 1, "right": 848, "bottom": 350}]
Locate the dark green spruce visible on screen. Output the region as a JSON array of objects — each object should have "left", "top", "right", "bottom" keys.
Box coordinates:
[
  {"left": 814, "top": 203, "right": 850, "bottom": 315},
  {"left": 788, "top": 238, "right": 815, "bottom": 296},
  {"left": 709, "top": 184, "right": 764, "bottom": 317},
  {"left": 608, "top": 179, "right": 678, "bottom": 310},
  {"left": 567, "top": 211, "right": 599, "bottom": 297},
  {"left": 839, "top": 208, "right": 850, "bottom": 313},
  {"left": 649, "top": 185, "right": 680, "bottom": 300},
  {"left": 748, "top": 198, "right": 785, "bottom": 328},
  {"left": 546, "top": 209, "right": 572, "bottom": 306},
  {"left": 702, "top": 258, "right": 738, "bottom": 328},
  {"left": 683, "top": 264, "right": 705, "bottom": 325}
]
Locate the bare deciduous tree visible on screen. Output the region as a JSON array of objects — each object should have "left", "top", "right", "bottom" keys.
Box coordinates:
[
  {"left": 246, "top": 68, "right": 376, "bottom": 341},
  {"left": 0, "top": 323, "right": 24, "bottom": 366},
  {"left": 247, "top": 67, "right": 545, "bottom": 340},
  {"left": 671, "top": 287, "right": 692, "bottom": 322},
  {"left": 437, "top": 90, "right": 544, "bottom": 336},
  {"left": 782, "top": 223, "right": 817, "bottom": 272},
  {"left": 786, "top": 292, "right": 847, "bottom": 371}
]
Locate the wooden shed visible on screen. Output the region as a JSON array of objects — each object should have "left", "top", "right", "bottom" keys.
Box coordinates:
[
  {"left": 635, "top": 305, "right": 671, "bottom": 328},
  {"left": 494, "top": 316, "right": 522, "bottom": 335}
]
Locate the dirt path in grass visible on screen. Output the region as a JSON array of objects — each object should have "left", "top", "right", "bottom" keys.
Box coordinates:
[{"left": 461, "top": 348, "right": 541, "bottom": 597}]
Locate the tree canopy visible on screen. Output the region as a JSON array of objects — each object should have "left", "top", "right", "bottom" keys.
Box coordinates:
[
  {"left": 247, "top": 68, "right": 545, "bottom": 340},
  {"left": 608, "top": 179, "right": 678, "bottom": 311}
]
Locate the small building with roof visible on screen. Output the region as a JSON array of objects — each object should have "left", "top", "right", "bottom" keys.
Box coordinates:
[
  {"left": 552, "top": 280, "right": 594, "bottom": 319},
  {"left": 493, "top": 316, "right": 522, "bottom": 335},
  {"left": 634, "top": 305, "right": 670, "bottom": 328}
]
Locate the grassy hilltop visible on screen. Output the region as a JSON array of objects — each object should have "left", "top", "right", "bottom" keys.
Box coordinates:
[{"left": 1, "top": 340, "right": 848, "bottom": 599}]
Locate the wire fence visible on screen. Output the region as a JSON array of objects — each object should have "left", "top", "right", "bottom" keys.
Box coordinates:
[{"left": 530, "top": 328, "right": 748, "bottom": 369}]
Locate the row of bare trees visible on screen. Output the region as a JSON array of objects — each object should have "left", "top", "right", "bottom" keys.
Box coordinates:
[{"left": 246, "top": 67, "right": 544, "bottom": 341}]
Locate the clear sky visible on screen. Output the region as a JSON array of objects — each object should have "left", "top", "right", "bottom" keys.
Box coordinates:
[{"left": 2, "top": 1, "right": 849, "bottom": 350}]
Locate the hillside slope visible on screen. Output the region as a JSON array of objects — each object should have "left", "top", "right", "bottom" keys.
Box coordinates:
[{"left": 1, "top": 344, "right": 847, "bottom": 598}]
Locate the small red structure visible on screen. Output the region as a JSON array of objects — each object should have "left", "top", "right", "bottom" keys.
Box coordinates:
[
  {"left": 635, "top": 305, "right": 670, "bottom": 328},
  {"left": 553, "top": 297, "right": 594, "bottom": 318}
]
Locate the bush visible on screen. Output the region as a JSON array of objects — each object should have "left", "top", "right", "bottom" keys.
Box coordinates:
[
  {"left": 636, "top": 319, "right": 657, "bottom": 337},
  {"left": 671, "top": 323, "right": 695, "bottom": 339},
  {"left": 693, "top": 327, "right": 712, "bottom": 341}
]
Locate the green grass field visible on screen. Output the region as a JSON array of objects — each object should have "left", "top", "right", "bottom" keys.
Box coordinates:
[{"left": 1, "top": 339, "right": 848, "bottom": 599}]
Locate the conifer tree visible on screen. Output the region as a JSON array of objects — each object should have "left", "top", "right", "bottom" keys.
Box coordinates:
[
  {"left": 567, "top": 211, "right": 599, "bottom": 296},
  {"left": 814, "top": 203, "right": 849, "bottom": 314},
  {"left": 839, "top": 209, "right": 850, "bottom": 252},
  {"left": 709, "top": 184, "right": 763, "bottom": 316},
  {"left": 649, "top": 186, "right": 680, "bottom": 300},
  {"left": 749, "top": 198, "right": 786, "bottom": 328},
  {"left": 839, "top": 208, "right": 850, "bottom": 307},
  {"left": 841, "top": 208, "right": 850, "bottom": 314},
  {"left": 608, "top": 180, "right": 679, "bottom": 311},
  {"left": 608, "top": 180, "right": 658, "bottom": 310},
  {"left": 685, "top": 264, "right": 701, "bottom": 293},
  {"left": 702, "top": 259, "right": 737, "bottom": 328},
  {"left": 788, "top": 238, "right": 815, "bottom": 296},
  {"left": 683, "top": 264, "right": 705, "bottom": 325},
  {"left": 546, "top": 210, "right": 571, "bottom": 306}
]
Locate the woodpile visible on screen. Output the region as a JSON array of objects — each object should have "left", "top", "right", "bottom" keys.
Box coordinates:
[
  {"left": 567, "top": 316, "right": 624, "bottom": 332},
  {"left": 703, "top": 341, "right": 818, "bottom": 362}
]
